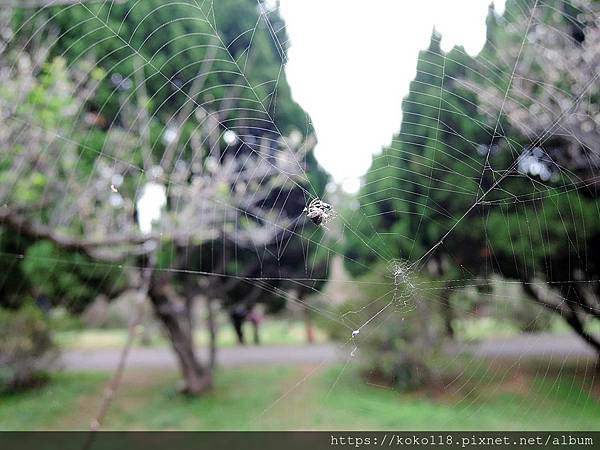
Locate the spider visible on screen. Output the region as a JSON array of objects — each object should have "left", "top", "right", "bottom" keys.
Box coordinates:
[{"left": 303, "top": 198, "right": 335, "bottom": 228}]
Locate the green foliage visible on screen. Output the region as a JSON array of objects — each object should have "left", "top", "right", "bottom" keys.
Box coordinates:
[
  {"left": 345, "top": 2, "right": 600, "bottom": 359},
  {"left": 451, "top": 278, "right": 555, "bottom": 339},
  {"left": 4, "top": 1, "right": 327, "bottom": 322},
  {"left": 48, "top": 307, "right": 83, "bottom": 333},
  {"left": 0, "top": 49, "right": 128, "bottom": 311},
  {"left": 21, "top": 241, "right": 125, "bottom": 312},
  {"left": 361, "top": 312, "right": 441, "bottom": 391},
  {"left": 318, "top": 265, "right": 443, "bottom": 390},
  {"left": 17, "top": 0, "right": 307, "bottom": 135},
  {"left": 0, "top": 303, "right": 58, "bottom": 393},
  {"left": 344, "top": 35, "right": 489, "bottom": 277},
  {"left": 4, "top": 56, "right": 79, "bottom": 206},
  {"left": 25, "top": 57, "right": 75, "bottom": 127},
  {"left": 349, "top": 18, "right": 600, "bottom": 284}
]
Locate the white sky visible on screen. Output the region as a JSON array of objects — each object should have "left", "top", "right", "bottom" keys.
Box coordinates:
[
  {"left": 137, "top": 181, "right": 166, "bottom": 234},
  {"left": 278, "top": 0, "right": 505, "bottom": 192}
]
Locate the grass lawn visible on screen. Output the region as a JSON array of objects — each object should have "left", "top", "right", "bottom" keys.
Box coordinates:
[
  {"left": 1, "top": 359, "right": 599, "bottom": 430},
  {"left": 55, "top": 319, "right": 327, "bottom": 350},
  {"left": 453, "top": 316, "right": 600, "bottom": 342}
]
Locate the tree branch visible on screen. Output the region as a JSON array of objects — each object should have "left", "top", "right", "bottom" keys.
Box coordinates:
[{"left": 0, "top": 208, "right": 156, "bottom": 262}]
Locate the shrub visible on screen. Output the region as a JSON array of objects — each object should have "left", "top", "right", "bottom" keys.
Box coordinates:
[
  {"left": 359, "top": 299, "right": 442, "bottom": 390},
  {"left": 316, "top": 265, "right": 443, "bottom": 390},
  {"left": 451, "top": 276, "right": 554, "bottom": 340},
  {"left": 0, "top": 303, "right": 59, "bottom": 392},
  {"left": 49, "top": 306, "right": 83, "bottom": 332}
]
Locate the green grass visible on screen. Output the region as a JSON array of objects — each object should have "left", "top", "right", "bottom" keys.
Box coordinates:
[
  {"left": 0, "top": 372, "right": 107, "bottom": 430},
  {"left": 56, "top": 319, "right": 327, "bottom": 350},
  {"left": 2, "top": 360, "right": 599, "bottom": 430},
  {"left": 453, "top": 316, "right": 600, "bottom": 342}
]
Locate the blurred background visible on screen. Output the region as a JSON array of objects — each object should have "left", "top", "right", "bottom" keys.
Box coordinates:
[{"left": 0, "top": 0, "right": 599, "bottom": 431}]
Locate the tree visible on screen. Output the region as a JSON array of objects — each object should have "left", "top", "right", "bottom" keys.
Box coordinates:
[
  {"left": 465, "top": 0, "right": 600, "bottom": 355},
  {"left": 0, "top": 0, "right": 329, "bottom": 397},
  {"left": 349, "top": 0, "right": 600, "bottom": 359},
  {"left": 344, "top": 33, "right": 490, "bottom": 339},
  {"left": 13, "top": 0, "right": 306, "bottom": 134}
]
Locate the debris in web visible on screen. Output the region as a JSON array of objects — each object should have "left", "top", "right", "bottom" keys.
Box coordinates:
[
  {"left": 387, "top": 259, "right": 416, "bottom": 315},
  {"left": 389, "top": 259, "right": 415, "bottom": 291}
]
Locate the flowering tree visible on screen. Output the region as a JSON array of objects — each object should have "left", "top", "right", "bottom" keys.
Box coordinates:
[{"left": 0, "top": 3, "right": 327, "bottom": 395}]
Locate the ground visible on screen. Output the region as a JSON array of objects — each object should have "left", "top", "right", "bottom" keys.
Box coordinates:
[
  {"left": 58, "top": 333, "right": 596, "bottom": 371},
  {"left": 1, "top": 359, "right": 599, "bottom": 430},
  {"left": 4, "top": 319, "right": 600, "bottom": 431}
]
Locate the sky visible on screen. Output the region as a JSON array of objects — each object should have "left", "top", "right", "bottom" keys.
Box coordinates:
[{"left": 278, "top": 0, "right": 506, "bottom": 192}]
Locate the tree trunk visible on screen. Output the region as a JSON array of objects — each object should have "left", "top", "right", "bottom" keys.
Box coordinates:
[
  {"left": 304, "top": 304, "right": 315, "bottom": 344},
  {"left": 206, "top": 297, "right": 217, "bottom": 369},
  {"left": 564, "top": 306, "right": 600, "bottom": 357},
  {"left": 523, "top": 281, "right": 600, "bottom": 367},
  {"left": 561, "top": 285, "right": 600, "bottom": 360},
  {"left": 439, "top": 284, "right": 455, "bottom": 340},
  {"left": 149, "top": 273, "right": 212, "bottom": 395},
  {"left": 564, "top": 310, "right": 600, "bottom": 371}
]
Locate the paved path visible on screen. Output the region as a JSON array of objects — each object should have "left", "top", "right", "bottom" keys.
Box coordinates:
[
  {"left": 61, "top": 344, "right": 341, "bottom": 371},
  {"left": 60, "top": 333, "right": 597, "bottom": 371},
  {"left": 455, "top": 332, "right": 596, "bottom": 359}
]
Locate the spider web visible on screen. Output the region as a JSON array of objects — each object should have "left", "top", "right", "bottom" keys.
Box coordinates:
[{"left": 1, "top": 0, "right": 599, "bottom": 432}]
